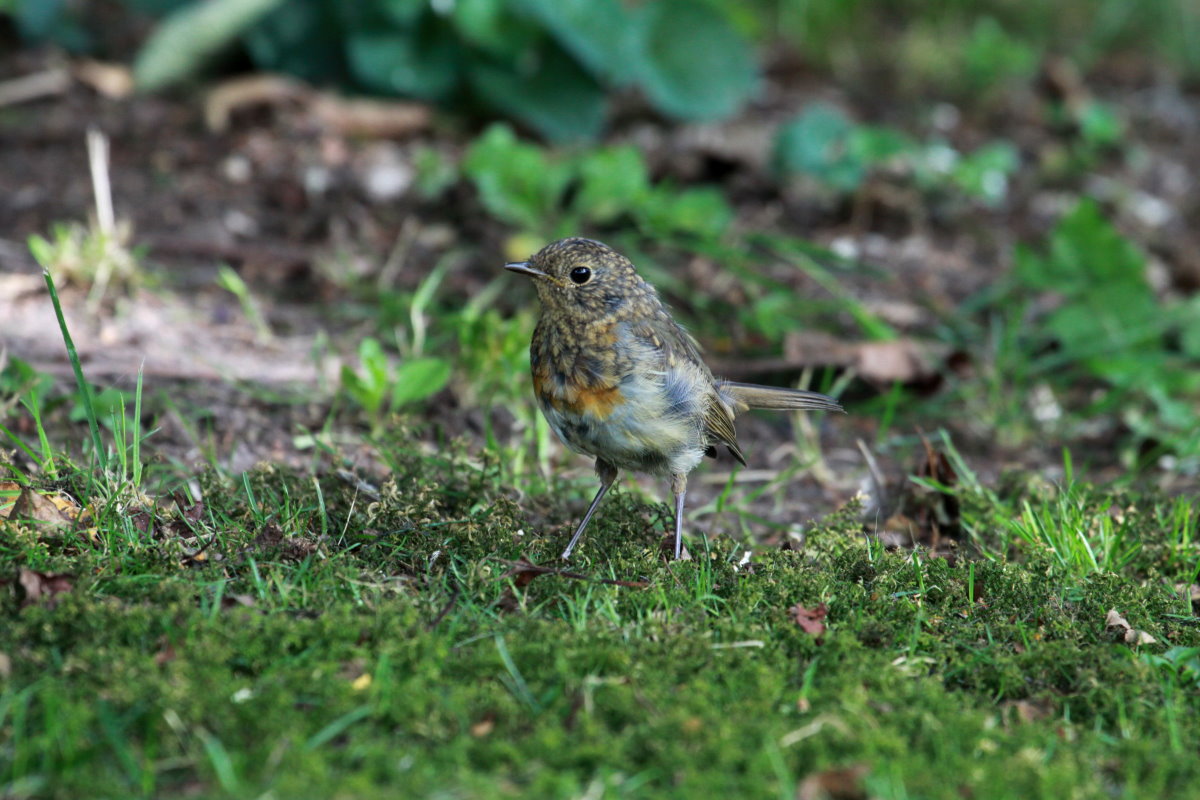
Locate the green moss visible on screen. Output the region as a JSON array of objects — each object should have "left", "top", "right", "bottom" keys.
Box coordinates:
[{"left": 2, "top": 439, "right": 1199, "bottom": 798}]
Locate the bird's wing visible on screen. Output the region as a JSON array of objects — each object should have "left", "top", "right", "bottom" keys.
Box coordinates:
[{"left": 633, "top": 311, "right": 747, "bottom": 466}]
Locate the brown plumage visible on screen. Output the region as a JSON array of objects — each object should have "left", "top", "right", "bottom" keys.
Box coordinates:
[{"left": 506, "top": 237, "right": 842, "bottom": 560}]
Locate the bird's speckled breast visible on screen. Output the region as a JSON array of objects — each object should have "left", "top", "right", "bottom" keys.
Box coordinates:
[{"left": 531, "top": 315, "right": 710, "bottom": 476}]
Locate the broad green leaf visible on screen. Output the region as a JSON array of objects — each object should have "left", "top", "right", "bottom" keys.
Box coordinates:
[
  {"left": 773, "top": 104, "right": 864, "bottom": 191},
  {"left": 628, "top": 0, "right": 757, "bottom": 121},
  {"left": 963, "top": 17, "right": 1039, "bottom": 92},
  {"left": 378, "top": 0, "right": 425, "bottom": 26},
  {"left": 452, "top": 0, "right": 537, "bottom": 57},
  {"left": 1182, "top": 299, "right": 1200, "bottom": 359},
  {"left": 573, "top": 146, "right": 651, "bottom": 225},
  {"left": 347, "top": 21, "right": 460, "bottom": 102},
  {"left": 392, "top": 358, "right": 452, "bottom": 407},
  {"left": 243, "top": 0, "right": 346, "bottom": 84},
  {"left": 638, "top": 187, "right": 732, "bottom": 239},
  {"left": 514, "top": 0, "right": 635, "bottom": 84},
  {"left": 1076, "top": 101, "right": 1124, "bottom": 147},
  {"left": 1016, "top": 200, "right": 1148, "bottom": 293},
  {"left": 466, "top": 46, "right": 607, "bottom": 142},
  {"left": 134, "top": 0, "right": 286, "bottom": 90},
  {"left": 463, "top": 124, "right": 574, "bottom": 232}
]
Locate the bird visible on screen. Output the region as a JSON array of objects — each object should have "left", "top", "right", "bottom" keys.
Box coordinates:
[{"left": 504, "top": 237, "right": 842, "bottom": 560}]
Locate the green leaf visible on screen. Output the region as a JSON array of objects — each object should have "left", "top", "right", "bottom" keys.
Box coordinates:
[
  {"left": 628, "top": 0, "right": 757, "bottom": 121},
  {"left": 846, "top": 126, "right": 915, "bottom": 165},
  {"left": 451, "top": 0, "right": 537, "bottom": 58},
  {"left": 773, "top": 104, "right": 864, "bottom": 191},
  {"left": 963, "top": 17, "right": 1039, "bottom": 92},
  {"left": 391, "top": 358, "right": 452, "bottom": 408},
  {"left": 413, "top": 146, "right": 459, "bottom": 200},
  {"left": 949, "top": 141, "right": 1018, "bottom": 205},
  {"left": 243, "top": 0, "right": 347, "bottom": 84},
  {"left": 573, "top": 146, "right": 651, "bottom": 225},
  {"left": 1181, "top": 299, "right": 1200, "bottom": 359},
  {"left": 462, "top": 124, "right": 575, "bottom": 232},
  {"left": 347, "top": 20, "right": 460, "bottom": 102},
  {"left": 514, "top": 0, "right": 635, "bottom": 83},
  {"left": 638, "top": 187, "right": 732, "bottom": 239},
  {"left": 1076, "top": 101, "right": 1124, "bottom": 147},
  {"left": 378, "top": 0, "right": 425, "bottom": 26},
  {"left": 341, "top": 338, "right": 389, "bottom": 416},
  {"left": 1016, "top": 200, "right": 1148, "bottom": 293},
  {"left": 134, "top": 0, "right": 287, "bottom": 91},
  {"left": 467, "top": 46, "right": 607, "bottom": 142}
]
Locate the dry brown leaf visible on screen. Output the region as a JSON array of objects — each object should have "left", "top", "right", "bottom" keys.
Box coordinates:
[
  {"left": 1105, "top": 609, "right": 1157, "bottom": 645},
  {"left": 17, "top": 567, "right": 74, "bottom": 607},
  {"left": 1002, "top": 698, "right": 1054, "bottom": 724},
  {"left": 796, "top": 764, "right": 870, "bottom": 800},
  {"left": 221, "top": 593, "right": 257, "bottom": 610},
  {"left": 310, "top": 95, "right": 431, "bottom": 138},
  {"left": 790, "top": 602, "right": 828, "bottom": 641},
  {"left": 154, "top": 638, "right": 177, "bottom": 666},
  {"left": 205, "top": 73, "right": 431, "bottom": 137},
  {"left": 470, "top": 715, "right": 495, "bottom": 737},
  {"left": 0, "top": 480, "right": 21, "bottom": 518},
  {"left": 8, "top": 488, "right": 74, "bottom": 526},
  {"left": 205, "top": 74, "right": 308, "bottom": 132},
  {"left": 74, "top": 60, "right": 134, "bottom": 98},
  {"left": 855, "top": 339, "right": 938, "bottom": 384}
]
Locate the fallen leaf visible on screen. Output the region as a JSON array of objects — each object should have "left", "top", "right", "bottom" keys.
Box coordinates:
[
  {"left": 796, "top": 764, "right": 870, "bottom": 800},
  {"left": 251, "top": 523, "right": 320, "bottom": 561},
  {"left": 854, "top": 339, "right": 939, "bottom": 385},
  {"left": 1001, "top": 698, "right": 1054, "bottom": 724},
  {"left": 17, "top": 567, "right": 74, "bottom": 608},
  {"left": 204, "top": 73, "right": 431, "bottom": 137},
  {"left": 174, "top": 495, "right": 205, "bottom": 523},
  {"left": 9, "top": 488, "right": 74, "bottom": 526},
  {"left": 470, "top": 714, "right": 495, "bottom": 737},
  {"left": 660, "top": 535, "right": 692, "bottom": 561},
  {"left": 74, "top": 60, "right": 134, "bottom": 98},
  {"left": 790, "top": 603, "right": 828, "bottom": 641},
  {"left": 130, "top": 509, "right": 154, "bottom": 536},
  {"left": 497, "top": 557, "right": 545, "bottom": 612},
  {"left": 0, "top": 480, "right": 21, "bottom": 518},
  {"left": 220, "top": 593, "right": 256, "bottom": 610},
  {"left": 205, "top": 74, "right": 307, "bottom": 132},
  {"left": 351, "top": 673, "right": 372, "bottom": 691},
  {"left": 154, "top": 638, "right": 177, "bottom": 666},
  {"left": 310, "top": 95, "right": 431, "bottom": 138},
  {"left": 1105, "top": 609, "right": 1157, "bottom": 645}
]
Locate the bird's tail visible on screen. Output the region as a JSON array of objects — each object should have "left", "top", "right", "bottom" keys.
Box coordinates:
[{"left": 717, "top": 381, "right": 843, "bottom": 414}]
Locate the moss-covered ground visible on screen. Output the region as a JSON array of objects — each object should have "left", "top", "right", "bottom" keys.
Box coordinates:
[{"left": 3, "top": 434, "right": 1197, "bottom": 799}]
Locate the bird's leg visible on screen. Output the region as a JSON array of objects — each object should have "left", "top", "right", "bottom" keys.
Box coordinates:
[
  {"left": 561, "top": 458, "right": 618, "bottom": 560},
  {"left": 671, "top": 472, "right": 687, "bottom": 560}
]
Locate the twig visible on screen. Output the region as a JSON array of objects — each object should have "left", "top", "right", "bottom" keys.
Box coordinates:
[
  {"left": 0, "top": 68, "right": 71, "bottom": 108},
  {"left": 86, "top": 126, "right": 115, "bottom": 236}
]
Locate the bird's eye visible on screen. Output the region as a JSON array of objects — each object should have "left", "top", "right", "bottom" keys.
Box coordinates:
[{"left": 569, "top": 267, "right": 592, "bottom": 285}]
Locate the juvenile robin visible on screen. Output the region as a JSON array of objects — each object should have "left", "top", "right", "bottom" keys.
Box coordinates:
[{"left": 505, "top": 237, "right": 842, "bottom": 560}]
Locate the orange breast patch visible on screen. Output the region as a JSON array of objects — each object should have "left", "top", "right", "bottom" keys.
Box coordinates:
[{"left": 533, "top": 362, "right": 623, "bottom": 419}]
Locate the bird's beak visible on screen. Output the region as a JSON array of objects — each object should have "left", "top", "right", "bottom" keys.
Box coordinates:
[{"left": 504, "top": 261, "right": 545, "bottom": 278}]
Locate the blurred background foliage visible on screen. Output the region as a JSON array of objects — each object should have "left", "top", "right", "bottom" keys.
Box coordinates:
[
  {"left": 5, "top": 0, "right": 1198, "bottom": 141},
  {"left": 3, "top": 0, "right": 1199, "bottom": 471}
]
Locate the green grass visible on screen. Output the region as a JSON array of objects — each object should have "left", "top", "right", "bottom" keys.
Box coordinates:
[{"left": 3, "top": 427, "right": 1199, "bottom": 799}]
